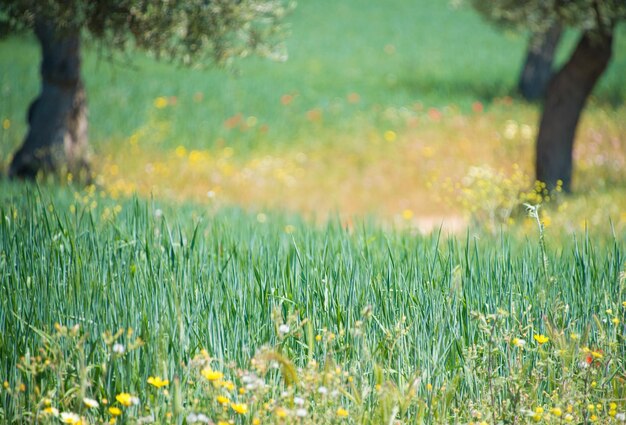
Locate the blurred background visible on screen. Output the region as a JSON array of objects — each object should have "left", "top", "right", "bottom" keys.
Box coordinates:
[{"left": 1, "top": 0, "right": 625, "bottom": 233}]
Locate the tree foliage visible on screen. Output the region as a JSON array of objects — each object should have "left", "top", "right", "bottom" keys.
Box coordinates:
[
  {"left": 471, "top": 0, "right": 626, "bottom": 35},
  {"left": 0, "top": 0, "right": 293, "bottom": 65}
]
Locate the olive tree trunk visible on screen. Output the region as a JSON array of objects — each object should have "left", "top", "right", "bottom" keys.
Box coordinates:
[
  {"left": 518, "top": 24, "right": 562, "bottom": 101},
  {"left": 535, "top": 31, "right": 613, "bottom": 192},
  {"left": 9, "top": 21, "right": 89, "bottom": 180}
]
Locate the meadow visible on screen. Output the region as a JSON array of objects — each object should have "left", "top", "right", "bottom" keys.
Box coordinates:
[{"left": 1, "top": 0, "right": 626, "bottom": 423}]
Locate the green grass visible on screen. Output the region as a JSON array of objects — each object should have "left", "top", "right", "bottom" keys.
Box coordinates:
[{"left": 1, "top": 182, "right": 625, "bottom": 422}]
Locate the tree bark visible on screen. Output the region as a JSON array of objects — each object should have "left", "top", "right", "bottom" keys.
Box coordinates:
[
  {"left": 535, "top": 30, "right": 612, "bottom": 192},
  {"left": 9, "top": 21, "right": 89, "bottom": 180},
  {"left": 518, "top": 24, "right": 562, "bottom": 101}
]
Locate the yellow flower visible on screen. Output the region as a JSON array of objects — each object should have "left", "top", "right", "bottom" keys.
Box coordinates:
[
  {"left": 154, "top": 97, "right": 168, "bottom": 109},
  {"left": 534, "top": 334, "right": 549, "bottom": 344},
  {"left": 612, "top": 317, "right": 620, "bottom": 325},
  {"left": 550, "top": 407, "right": 562, "bottom": 417},
  {"left": 512, "top": 338, "right": 526, "bottom": 348},
  {"left": 590, "top": 414, "right": 598, "bottom": 422},
  {"left": 610, "top": 403, "right": 617, "bottom": 410},
  {"left": 384, "top": 130, "right": 397, "bottom": 142},
  {"left": 109, "top": 407, "right": 122, "bottom": 416},
  {"left": 201, "top": 368, "right": 224, "bottom": 382},
  {"left": 42, "top": 407, "right": 59, "bottom": 416},
  {"left": 276, "top": 407, "right": 288, "bottom": 418},
  {"left": 60, "top": 412, "right": 81, "bottom": 424},
  {"left": 147, "top": 376, "right": 170, "bottom": 388},
  {"left": 116, "top": 393, "right": 133, "bottom": 407},
  {"left": 535, "top": 407, "right": 544, "bottom": 414},
  {"left": 222, "top": 381, "right": 235, "bottom": 391},
  {"left": 231, "top": 403, "right": 248, "bottom": 414},
  {"left": 217, "top": 421, "right": 229, "bottom": 425},
  {"left": 252, "top": 418, "right": 261, "bottom": 425},
  {"left": 216, "top": 395, "right": 229, "bottom": 405},
  {"left": 336, "top": 408, "right": 349, "bottom": 418}
]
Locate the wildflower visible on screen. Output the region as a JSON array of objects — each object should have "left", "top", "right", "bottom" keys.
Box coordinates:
[
  {"left": 512, "top": 338, "right": 526, "bottom": 348},
  {"left": 109, "top": 407, "right": 122, "bottom": 416},
  {"left": 276, "top": 407, "right": 288, "bottom": 418},
  {"left": 533, "top": 334, "right": 549, "bottom": 344},
  {"left": 154, "top": 97, "right": 168, "bottom": 109},
  {"left": 253, "top": 418, "right": 261, "bottom": 425},
  {"left": 550, "top": 407, "right": 562, "bottom": 417},
  {"left": 231, "top": 403, "right": 248, "bottom": 414},
  {"left": 564, "top": 414, "right": 574, "bottom": 422},
  {"left": 296, "top": 408, "right": 307, "bottom": 417},
  {"left": 610, "top": 403, "right": 618, "bottom": 410},
  {"left": 612, "top": 317, "right": 620, "bottom": 325},
  {"left": 336, "top": 408, "right": 349, "bottom": 418},
  {"left": 590, "top": 414, "right": 598, "bottom": 422},
  {"left": 116, "top": 393, "right": 134, "bottom": 407},
  {"left": 216, "top": 395, "right": 229, "bottom": 405},
  {"left": 147, "top": 376, "right": 169, "bottom": 388},
  {"left": 278, "top": 324, "right": 290, "bottom": 335},
  {"left": 315, "top": 334, "right": 322, "bottom": 342},
  {"left": 187, "top": 413, "right": 210, "bottom": 423},
  {"left": 318, "top": 386, "right": 328, "bottom": 395},
  {"left": 616, "top": 412, "right": 626, "bottom": 421},
  {"left": 294, "top": 397, "right": 304, "bottom": 406},
  {"left": 42, "top": 406, "right": 59, "bottom": 416},
  {"left": 83, "top": 397, "right": 99, "bottom": 408},
  {"left": 201, "top": 368, "right": 223, "bottom": 381},
  {"left": 60, "top": 412, "right": 81, "bottom": 424},
  {"left": 113, "top": 343, "right": 125, "bottom": 354},
  {"left": 384, "top": 130, "right": 397, "bottom": 142}
]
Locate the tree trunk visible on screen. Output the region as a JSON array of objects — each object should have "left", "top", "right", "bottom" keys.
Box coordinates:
[
  {"left": 518, "top": 24, "right": 562, "bottom": 101},
  {"left": 535, "top": 31, "right": 612, "bottom": 192},
  {"left": 9, "top": 21, "right": 89, "bottom": 180}
]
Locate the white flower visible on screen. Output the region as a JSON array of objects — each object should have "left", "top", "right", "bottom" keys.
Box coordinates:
[
  {"left": 278, "top": 324, "right": 290, "bottom": 335},
  {"left": 60, "top": 412, "right": 81, "bottom": 424},
  {"left": 616, "top": 413, "right": 626, "bottom": 422},
  {"left": 186, "top": 413, "right": 198, "bottom": 423},
  {"left": 318, "top": 386, "right": 328, "bottom": 395},
  {"left": 512, "top": 338, "right": 526, "bottom": 348},
  {"left": 294, "top": 397, "right": 304, "bottom": 406},
  {"left": 131, "top": 396, "right": 140, "bottom": 405},
  {"left": 83, "top": 397, "right": 99, "bottom": 408},
  {"left": 113, "top": 343, "right": 125, "bottom": 354},
  {"left": 296, "top": 408, "right": 308, "bottom": 417}
]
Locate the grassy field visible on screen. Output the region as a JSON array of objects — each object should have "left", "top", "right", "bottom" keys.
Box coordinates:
[{"left": 1, "top": 0, "right": 626, "bottom": 423}]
